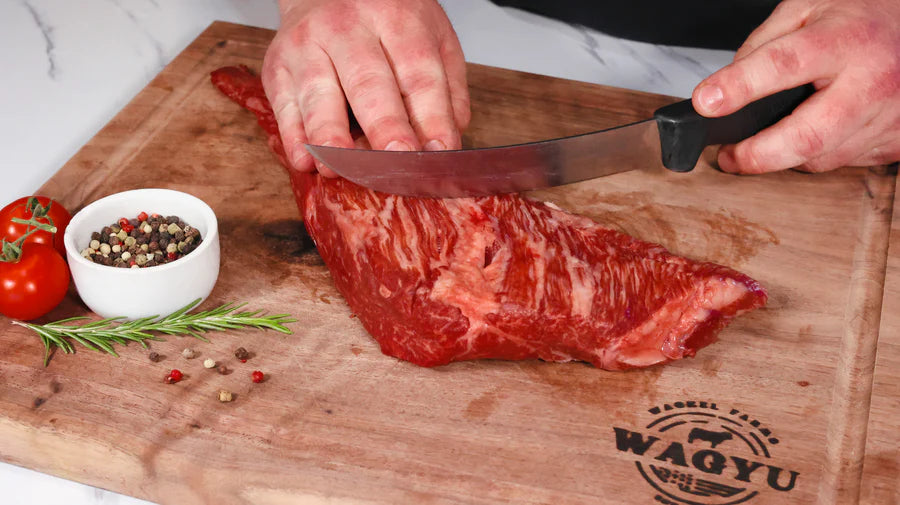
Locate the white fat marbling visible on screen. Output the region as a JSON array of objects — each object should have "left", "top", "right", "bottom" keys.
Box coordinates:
[{"left": 0, "top": 0, "right": 734, "bottom": 503}]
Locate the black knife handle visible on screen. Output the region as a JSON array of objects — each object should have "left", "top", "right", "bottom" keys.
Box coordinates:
[{"left": 654, "top": 84, "right": 815, "bottom": 172}]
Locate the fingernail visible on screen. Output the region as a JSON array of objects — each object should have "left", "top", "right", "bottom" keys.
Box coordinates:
[
  {"left": 313, "top": 141, "right": 334, "bottom": 173},
  {"left": 291, "top": 148, "right": 307, "bottom": 169},
  {"left": 698, "top": 84, "right": 724, "bottom": 113},
  {"left": 385, "top": 140, "right": 412, "bottom": 151},
  {"left": 424, "top": 139, "right": 446, "bottom": 151}
]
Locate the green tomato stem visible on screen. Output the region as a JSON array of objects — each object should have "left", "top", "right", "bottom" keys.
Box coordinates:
[{"left": 0, "top": 208, "right": 60, "bottom": 263}]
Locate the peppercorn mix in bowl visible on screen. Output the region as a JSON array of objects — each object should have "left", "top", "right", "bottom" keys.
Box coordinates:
[
  {"left": 64, "top": 189, "right": 220, "bottom": 319},
  {"left": 79, "top": 213, "right": 204, "bottom": 268}
]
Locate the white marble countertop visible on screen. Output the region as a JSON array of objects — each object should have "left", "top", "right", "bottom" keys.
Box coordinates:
[{"left": 0, "top": 1, "right": 734, "bottom": 503}]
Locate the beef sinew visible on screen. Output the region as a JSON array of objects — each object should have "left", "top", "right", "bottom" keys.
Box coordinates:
[{"left": 211, "top": 65, "right": 767, "bottom": 370}]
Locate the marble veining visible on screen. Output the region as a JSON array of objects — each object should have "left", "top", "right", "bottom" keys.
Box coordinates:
[
  {"left": 22, "top": 0, "right": 57, "bottom": 79},
  {"left": 576, "top": 27, "right": 606, "bottom": 66},
  {"left": 656, "top": 44, "right": 720, "bottom": 82},
  {"left": 0, "top": 0, "right": 737, "bottom": 503},
  {"left": 617, "top": 38, "right": 673, "bottom": 86},
  {"left": 103, "top": 0, "right": 167, "bottom": 70}
]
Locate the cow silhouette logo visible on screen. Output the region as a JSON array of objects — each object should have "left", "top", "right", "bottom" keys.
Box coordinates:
[
  {"left": 687, "top": 428, "right": 733, "bottom": 448},
  {"left": 613, "top": 401, "right": 799, "bottom": 505}
]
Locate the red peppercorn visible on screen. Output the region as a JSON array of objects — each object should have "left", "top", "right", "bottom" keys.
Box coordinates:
[
  {"left": 251, "top": 371, "right": 264, "bottom": 383},
  {"left": 165, "top": 369, "right": 184, "bottom": 384},
  {"left": 122, "top": 223, "right": 134, "bottom": 234},
  {"left": 137, "top": 211, "right": 148, "bottom": 222},
  {"left": 167, "top": 251, "right": 176, "bottom": 261},
  {"left": 118, "top": 217, "right": 129, "bottom": 228},
  {"left": 240, "top": 359, "right": 247, "bottom": 363}
]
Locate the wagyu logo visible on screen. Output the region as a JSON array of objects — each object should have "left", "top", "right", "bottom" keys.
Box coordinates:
[{"left": 613, "top": 401, "right": 799, "bottom": 505}]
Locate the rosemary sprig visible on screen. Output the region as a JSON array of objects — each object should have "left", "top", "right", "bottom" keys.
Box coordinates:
[{"left": 11, "top": 299, "right": 296, "bottom": 366}]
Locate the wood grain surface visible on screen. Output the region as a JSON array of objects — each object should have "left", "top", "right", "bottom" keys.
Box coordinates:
[
  {"left": 0, "top": 21, "right": 897, "bottom": 505},
  {"left": 860, "top": 173, "right": 900, "bottom": 505}
]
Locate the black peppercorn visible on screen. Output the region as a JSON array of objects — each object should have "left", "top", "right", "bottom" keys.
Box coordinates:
[{"left": 82, "top": 212, "right": 202, "bottom": 268}]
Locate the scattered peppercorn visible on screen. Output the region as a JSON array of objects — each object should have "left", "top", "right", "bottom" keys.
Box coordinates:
[
  {"left": 148, "top": 351, "right": 161, "bottom": 362},
  {"left": 251, "top": 370, "right": 265, "bottom": 383},
  {"left": 216, "top": 364, "right": 229, "bottom": 375},
  {"left": 165, "top": 369, "right": 184, "bottom": 384},
  {"left": 203, "top": 358, "right": 216, "bottom": 369},
  {"left": 80, "top": 211, "right": 202, "bottom": 268},
  {"left": 182, "top": 348, "right": 196, "bottom": 359},
  {"left": 234, "top": 347, "right": 249, "bottom": 360},
  {"left": 218, "top": 390, "right": 234, "bottom": 402}
]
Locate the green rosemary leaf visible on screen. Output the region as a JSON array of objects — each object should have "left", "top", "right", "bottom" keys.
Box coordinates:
[
  {"left": 164, "top": 299, "right": 202, "bottom": 320},
  {"left": 12, "top": 300, "right": 295, "bottom": 366},
  {"left": 44, "top": 316, "right": 92, "bottom": 325},
  {"left": 67, "top": 333, "right": 101, "bottom": 352}
]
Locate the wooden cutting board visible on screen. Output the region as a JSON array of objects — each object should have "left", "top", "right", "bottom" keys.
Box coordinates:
[{"left": 1, "top": 21, "right": 897, "bottom": 505}]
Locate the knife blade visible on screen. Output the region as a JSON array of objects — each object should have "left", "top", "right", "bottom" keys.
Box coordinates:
[{"left": 306, "top": 85, "right": 814, "bottom": 198}]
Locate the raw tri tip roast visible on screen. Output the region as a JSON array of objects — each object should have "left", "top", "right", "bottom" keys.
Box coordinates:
[{"left": 211, "top": 65, "right": 767, "bottom": 370}]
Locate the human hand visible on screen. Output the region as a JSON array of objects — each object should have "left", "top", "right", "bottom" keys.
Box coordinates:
[
  {"left": 692, "top": 0, "right": 900, "bottom": 174},
  {"left": 261, "top": 0, "right": 470, "bottom": 177}
]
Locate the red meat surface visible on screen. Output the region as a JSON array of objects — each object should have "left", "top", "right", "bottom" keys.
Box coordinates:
[{"left": 211, "top": 65, "right": 767, "bottom": 370}]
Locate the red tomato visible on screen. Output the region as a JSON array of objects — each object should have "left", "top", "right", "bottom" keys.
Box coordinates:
[
  {"left": 0, "top": 243, "right": 70, "bottom": 320},
  {"left": 0, "top": 196, "right": 71, "bottom": 257}
]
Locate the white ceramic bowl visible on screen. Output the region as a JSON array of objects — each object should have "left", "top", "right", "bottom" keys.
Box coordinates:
[{"left": 64, "top": 188, "right": 220, "bottom": 319}]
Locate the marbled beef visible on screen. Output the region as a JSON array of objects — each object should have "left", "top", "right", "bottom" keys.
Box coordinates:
[{"left": 211, "top": 65, "right": 767, "bottom": 370}]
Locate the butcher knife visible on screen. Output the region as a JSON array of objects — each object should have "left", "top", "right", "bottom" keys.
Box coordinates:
[{"left": 305, "top": 85, "right": 814, "bottom": 198}]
